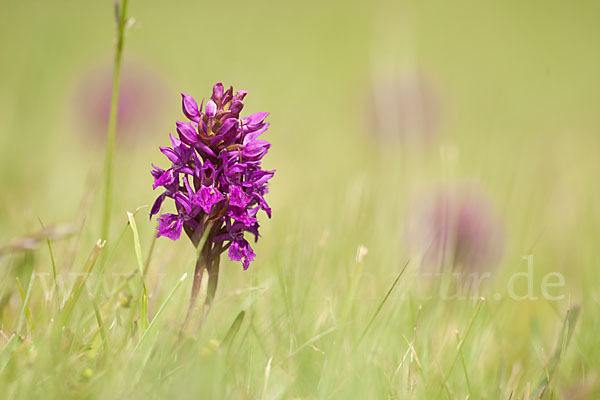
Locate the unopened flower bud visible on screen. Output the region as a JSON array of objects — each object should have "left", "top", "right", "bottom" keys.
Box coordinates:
[{"left": 205, "top": 100, "right": 217, "bottom": 118}]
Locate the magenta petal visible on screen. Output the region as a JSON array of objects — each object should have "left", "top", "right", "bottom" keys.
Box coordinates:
[
  {"left": 200, "top": 159, "right": 216, "bottom": 186},
  {"left": 150, "top": 193, "right": 166, "bottom": 218},
  {"left": 222, "top": 86, "right": 233, "bottom": 104},
  {"left": 218, "top": 118, "right": 238, "bottom": 136},
  {"left": 194, "top": 140, "right": 217, "bottom": 159},
  {"left": 160, "top": 147, "right": 180, "bottom": 164},
  {"left": 157, "top": 214, "right": 184, "bottom": 240},
  {"left": 243, "top": 123, "right": 270, "bottom": 144},
  {"left": 151, "top": 164, "right": 165, "bottom": 179},
  {"left": 176, "top": 121, "right": 198, "bottom": 145},
  {"left": 235, "top": 90, "right": 248, "bottom": 101},
  {"left": 212, "top": 82, "right": 224, "bottom": 102},
  {"left": 174, "top": 192, "right": 193, "bottom": 215},
  {"left": 181, "top": 93, "right": 200, "bottom": 122},
  {"left": 193, "top": 186, "right": 224, "bottom": 214},
  {"left": 169, "top": 133, "right": 182, "bottom": 148},
  {"left": 211, "top": 118, "right": 239, "bottom": 146},
  {"left": 243, "top": 140, "right": 270, "bottom": 160},
  {"left": 153, "top": 169, "right": 174, "bottom": 189},
  {"left": 229, "top": 185, "right": 251, "bottom": 208},
  {"left": 229, "top": 100, "right": 244, "bottom": 115},
  {"left": 245, "top": 112, "right": 269, "bottom": 127},
  {"left": 227, "top": 206, "right": 256, "bottom": 227},
  {"left": 228, "top": 238, "right": 255, "bottom": 270}
]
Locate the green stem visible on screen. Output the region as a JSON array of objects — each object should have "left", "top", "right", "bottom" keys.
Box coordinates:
[
  {"left": 180, "top": 222, "right": 215, "bottom": 332},
  {"left": 440, "top": 297, "right": 485, "bottom": 392},
  {"left": 16, "top": 273, "right": 35, "bottom": 335},
  {"left": 101, "top": 0, "right": 130, "bottom": 243},
  {"left": 38, "top": 218, "right": 60, "bottom": 310},
  {"left": 127, "top": 211, "right": 148, "bottom": 331},
  {"left": 455, "top": 331, "right": 472, "bottom": 398},
  {"left": 58, "top": 240, "right": 106, "bottom": 328}
]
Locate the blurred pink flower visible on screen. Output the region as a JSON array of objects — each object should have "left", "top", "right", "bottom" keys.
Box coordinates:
[
  {"left": 71, "top": 61, "right": 166, "bottom": 142},
  {"left": 406, "top": 185, "right": 504, "bottom": 274}
]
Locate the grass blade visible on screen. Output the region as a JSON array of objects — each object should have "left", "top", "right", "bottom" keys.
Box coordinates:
[
  {"left": 89, "top": 293, "right": 109, "bottom": 356},
  {"left": 356, "top": 259, "right": 410, "bottom": 348},
  {"left": 534, "top": 304, "right": 580, "bottom": 398},
  {"left": 455, "top": 330, "right": 472, "bottom": 398},
  {"left": 94, "top": 206, "right": 146, "bottom": 299},
  {"left": 101, "top": 0, "right": 130, "bottom": 243},
  {"left": 59, "top": 239, "right": 105, "bottom": 327},
  {"left": 143, "top": 228, "right": 157, "bottom": 277},
  {"left": 127, "top": 211, "right": 148, "bottom": 331},
  {"left": 261, "top": 357, "right": 273, "bottom": 400},
  {"left": 222, "top": 310, "right": 246, "bottom": 349},
  {"left": 440, "top": 297, "right": 486, "bottom": 392},
  {"left": 134, "top": 272, "right": 188, "bottom": 353},
  {"left": 16, "top": 272, "right": 35, "bottom": 335},
  {"left": 38, "top": 217, "right": 60, "bottom": 309}
]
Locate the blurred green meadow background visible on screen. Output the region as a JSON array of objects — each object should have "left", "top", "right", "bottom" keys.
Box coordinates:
[{"left": 1, "top": 0, "right": 600, "bottom": 398}]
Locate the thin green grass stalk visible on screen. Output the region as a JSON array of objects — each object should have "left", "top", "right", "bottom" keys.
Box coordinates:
[
  {"left": 133, "top": 272, "right": 188, "bottom": 353},
  {"left": 261, "top": 357, "right": 273, "bottom": 400},
  {"left": 143, "top": 228, "right": 158, "bottom": 277},
  {"left": 83, "top": 222, "right": 153, "bottom": 327},
  {"left": 93, "top": 223, "right": 127, "bottom": 299},
  {"left": 15, "top": 277, "right": 33, "bottom": 331},
  {"left": 16, "top": 273, "right": 35, "bottom": 335},
  {"left": 455, "top": 330, "right": 472, "bottom": 398},
  {"left": 89, "top": 293, "right": 109, "bottom": 356},
  {"left": 59, "top": 240, "right": 105, "bottom": 328},
  {"left": 355, "top": 259, "right": 410, "bottom": 348},
  {"left": 440, "top": 297, "right": 486, "bottom": 393},
  {"left": 65, "top": 178, "right": 95, "bottom": 275},
  {"left": 341, "top": 255, "right": 364, "bottom": 321},
  {"left": 38, "top": 217, "right": 60, "bottom": 309},
  {"left": 127, "top": 211, "right": 148, "bottom": 331},
  {"left": 533, "top": 304, "right": 580, "bottom": 398},
  {"left": 101, "top": 0, "right": 130, "bottom": 243},
  {"left": 389, "top": 304, "right": 423, "bottom": 395},
  {"left": 0, "top": 335, "right": 20, "bottom": 374},
  {"left": 94, "top": 206, "right": 146, "bottom": 298},
  {"left": 317, "top": 250, "right": 372, "bottom": 396},
  {"left": 438, "top": 357, "right": 453, "bottom": 399},
  {"left": 285, "top": 326, "right": 337, "bottom": 360}
]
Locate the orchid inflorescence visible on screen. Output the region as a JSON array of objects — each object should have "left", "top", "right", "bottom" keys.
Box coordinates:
[{"left": 150, "top": 82, "right": 274, "bottom": 270}]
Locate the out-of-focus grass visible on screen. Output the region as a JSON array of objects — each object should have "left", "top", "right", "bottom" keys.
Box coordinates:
[{"left": 1, "top": 0, "right": 599, "bottom": 398}]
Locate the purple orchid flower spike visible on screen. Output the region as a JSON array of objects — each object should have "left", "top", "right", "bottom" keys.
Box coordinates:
[{"left": 150, "top": 82, "right": 274, "bottom": 328}]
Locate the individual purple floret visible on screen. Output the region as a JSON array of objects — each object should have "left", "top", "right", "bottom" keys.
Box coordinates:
[{"left": 151, "top": 82, "right": 274, "bottom": 271}]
